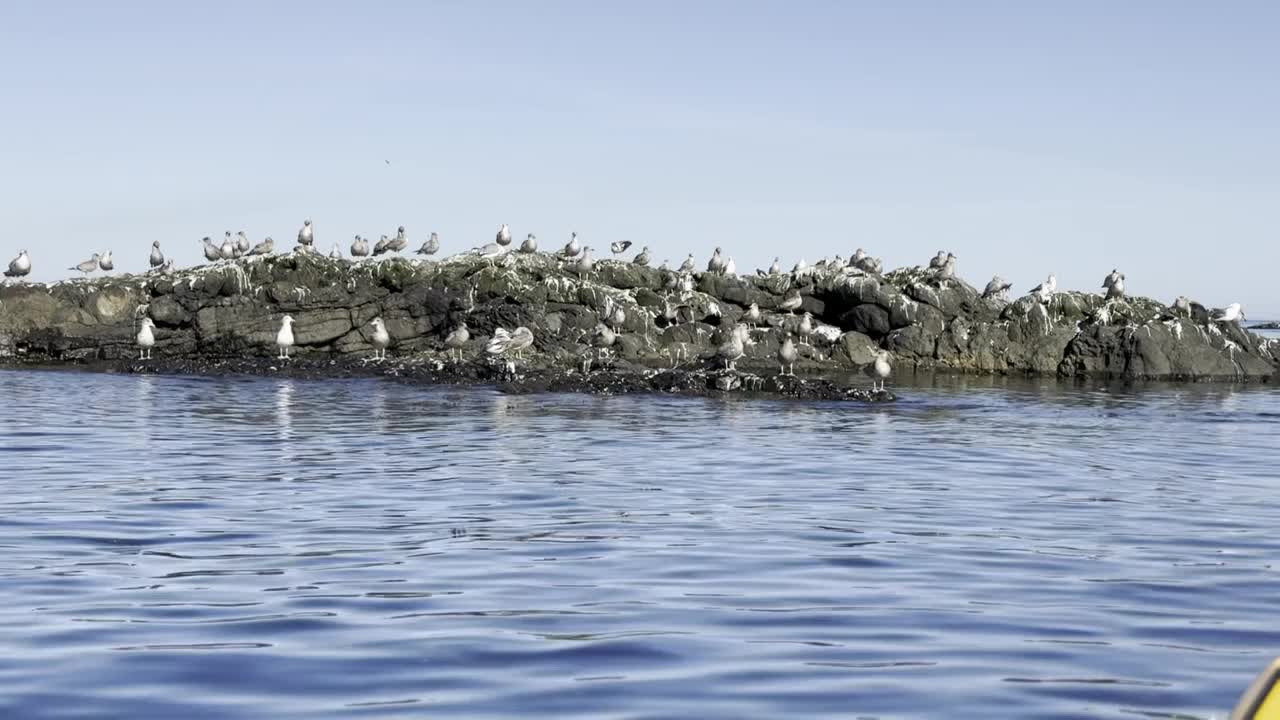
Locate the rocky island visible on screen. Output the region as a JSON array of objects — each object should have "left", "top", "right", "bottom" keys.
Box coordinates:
[{"left": 0, "top": 249, "right": 1275, "bottom": 400}]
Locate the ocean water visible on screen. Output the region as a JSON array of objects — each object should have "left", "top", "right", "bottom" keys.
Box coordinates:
[{"left": 1, "top": 368, "right": 1278, "bottom": 719}]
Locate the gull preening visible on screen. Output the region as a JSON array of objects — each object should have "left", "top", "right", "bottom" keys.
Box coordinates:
[
  {"left": 1030, "top": 274, "right": 1057, "bottom": 303},
  {"left": 276, "top": 315, "right": 296, "bottom": 359},
  {"left": 136, "top": 318, "right": 156, "bottom": 360},
  {"left": 149, "top": 241, "right": 165, "bottom": 269},
  {"left": 1211, "top": 303, "right": 1245, "bottom": 324},
  {"left": 1105, "top": 272, "right": 1126, "bottom": 300},
  {"left": 386, "top": 226, "right": 408, "bottom": 254},
  {"left": 98, "top": 251, "right": 114, "bottom": 272},
  {"left": 351, "top": 235, "right": 370, "bottom": 257},
  {"left": 71, "top": 253, "right": 100, "bottom": 276},
  {"left": 486, "top": 326, "right": 534, "bottom": 361},
  {"left": 445, "top": 322, "right": 469, "bottom": 361},
  {"left": 297, "top": 219, "right": 314, "bottom": 248},
  {"left": 496, "top": 224, "right": 512, "bottom": 247},
  {"left": 866, "top": 350, "right": 892, "bottom": 391},
  {"left": 982, "top": 276, "right": 1013, "bottom": 300},
  {"left": 610, "top": 240, "right": 632, "bottom": 256},
  {"left": 373, "top": 235, "right": 391, "bottom": 256},
  {"left": 417, "top": 232, "right": 441, "bottom": 257},
  {"left": 368, "top": 317, "right": 390, "bottom": 360},
  {"left": 5, "top": 250, "right": 31, "bottom": 279}
]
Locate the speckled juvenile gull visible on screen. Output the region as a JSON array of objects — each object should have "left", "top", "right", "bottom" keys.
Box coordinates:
[
  {"left": 369, "top": 317, "right": 390, "bottom": 360},
  {"left": 716, "top": 323, "right": 750, "bottom": 370},
  {"left": 136, "top": 318, "right": 156, "bottom": 360},
  {"left": 276, "top": 315, "right": 296, "bottom": 359},
  {"left": 248, "top": 237, "right": 274, "bottom": 256},
  {"left": 5, "top": 250, "right": 31, "bottom": 278},
  {"left": 71, "top": 253, "right": 100, "bottom": 275},
  {"left": 416, "top": 232, "right": 440, "bottom": 257},
  {"left": 632, "top": 246, "right": 651, "bottom": 266}
]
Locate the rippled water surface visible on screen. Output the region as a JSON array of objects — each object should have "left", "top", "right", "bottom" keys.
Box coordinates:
[{"left": 2, "top": 369, "right": 1279, "bottom": 719}]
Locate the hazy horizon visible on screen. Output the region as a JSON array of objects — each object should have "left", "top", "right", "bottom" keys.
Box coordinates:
[{"left": 1, "top": 2, "right": 1276, "bottom": 314}]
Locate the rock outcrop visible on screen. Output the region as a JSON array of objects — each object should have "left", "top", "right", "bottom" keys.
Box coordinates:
[{"left": 0, "top": 251, "right": 1274, "bottom": 386}]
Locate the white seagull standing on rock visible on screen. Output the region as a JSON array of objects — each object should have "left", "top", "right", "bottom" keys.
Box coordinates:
[
  {"left": 678, "top": 254, "right": 696, "bottom": 273},
  {"left": 867, "top": 350, "right": 892, "bottom": 391},
  {"left": 778, "top": 334, "right": 798, "bottom": 375},
  {"left": 982, "top": 276, "right": 1013, "bottom": 300},
  {"left": 136, "top": 318, "right": 156, "bottom": 360},
  {"left": 297, "top": 219, "right": 314, "bottom": 248},
  {"left": 1211, "top": 303, "right": 1245, "bottom": 324},
  {"left": 369, "top": 317, "right": 390, "bottom": 360},
  {"left": 486, "top": 327, "right": 535, "bottom": 371},
  {"left": 276, "top": 315, "right": 296, "bottom": 359},
  {"left": 5, "top": 250, "right": 31, "bottom": 279},
  {"left": 220, "top": 232, "right": 236, "bottom": 260},
  {"left": 496, "top": 224, "right": 512, "bottom": 247},
  {"left": 445, "top": 322, "right": 469, "bottom": 362},
  {"left": 1030, "top": 274, "right": 1057, "bottom": 303}
]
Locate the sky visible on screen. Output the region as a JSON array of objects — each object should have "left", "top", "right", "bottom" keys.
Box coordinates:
[{"left": 1, "top": 1, "right": 1276, "bottom": 313}]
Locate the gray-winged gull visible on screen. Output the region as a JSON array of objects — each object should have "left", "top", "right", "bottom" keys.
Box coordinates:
[
  {"left": 716, "top": 323, "right": 750, "bottom": 370},
  {"left": 71, "top": 253, "right": 100, "bottom": 275},
  {"left": 445, "top": 322, "right": 470, "bottom": 361},
  {"left": 982, "top": 275, "right": 1013, "bottom": 299},
  {"left": 928, "top": 251, "right": 946, "bottom": 269},
  {"left": 148, "top": 241, "right": 165, "bottom": 269},
  {"left": 373, "top": 235, "right": 391, "bottom": 256},
  {"left": 744, "top": 302, "right": 761, "bottom": 328},
  {"left": 496, "top": 224, "right": 512, "bottom": 247},
  {"left": 351, "top": 235, "right": 370, "bottom": 257},
  {"left": 249, "top": 237, "right": 274, "bottom": 256},
  {"left": 778, "top": 333, "right": 798, "bottom": 375},
  {"left": 678, "top": 254, "right": 695, "bottom": 272},
  {"left": 98, "top": 251, "right": 114, "bottom": 272},
  {"left": 706, "top": 247, "right": 726, "bottom": 274},
  {"left": 276, "top": 315, "right": 296, "bottom": 359},
  {"left": 220, "top": 232, "right": 236, "bottom": 260},
  {"left": 519, "top": 233, "right": 538, "bottom": 253},
  {"left": 136, "top": 317, "right": 156, "bottom": 360},
  {"left": 236, "top": 231, "right": 250, "bottom": 255},
  {"left": 780, "top": 289, "right": 803, "bottom": 314},
  {"left": 561, "top": 232, "right": 580, "bottom": 258},
  {"left": 1105, "top": 274, "right": 1126, "bottom": 300},
  {"left": 866, "top": 350, "right": 891, "bottom": 391},
  {"left": 633, "top": 246, "right": 651, "bottom": 266},
  {"left": 1211, "top": 303, "right": 1245, "bottom": 323},
  {"left": 417, "top": 232, "right": 441, "bottom": 257},
  {"left": 386, "top": 226, "right": 408, "bottom": 254},
  {"left": 486, "top": 326, "right": 534, "bottom": 365},
  {"left": 297, "top": 219, "right": 313, "bottom": 247},
  {"left": 5, "top": 250, "right": 31, "bottom": 279},
  {"left": 575, "top": 247, "right": 595, "bottom": 278},
  {"left": 202, "top": 237, "right": 221, "bottom": 261},
  {"left": 1029, "top": 274, "right": 1056, "bottom": 303}
]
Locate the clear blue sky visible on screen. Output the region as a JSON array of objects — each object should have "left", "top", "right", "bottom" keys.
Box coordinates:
[{"left": 2, "top": 1, "right": 1276, "bottom": 313}]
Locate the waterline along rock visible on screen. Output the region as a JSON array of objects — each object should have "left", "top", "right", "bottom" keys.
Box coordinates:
[{"left": 0, "top": 252, "right": 1274, "bottom": 384}]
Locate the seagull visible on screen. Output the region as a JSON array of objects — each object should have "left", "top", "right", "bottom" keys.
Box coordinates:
[
  {"left": 220, "top": 232, "right": 236, "bottom": 260},
  {"left": 148, "top": 241, "right": 165, "bottom": 269},
  {"left": 575, "top": 247, "right": 595, "bottom": 278},
  {"left": 297, "top": 219, "right": 314, "bottom": 247},
  {"left": 486, "top": 326, "right": 534, "bottom": 361},
  {"left": 778, "top": 334, "right": 798, "bottom": 375},
  {"left": 236, "top": 231, "right": 251, "bottom": 255},
  {"left": 724, "top": 257, "right": 736, "bottom": 276},
  {"left": 373, "top": 235, "right": 391, "bottom": 256},
  {"left": 445, "top": 322, "right": 470, "bottom": 362},
  {"left": 369, "top": 317, "right": 390, "bottom": 360},
  {"left": 610, "top": 240, "right": 632, "bottom": 256},
  {"left": 678, "top": 254, "right": 696, "bottom": 273},
  {"left": 716, "top": 323, "right": 749, "bottom": 370},
  {"left": 780, "top": 289, "right": 803, "bottom": 314},
  {"left": 5, "top": 250, "right": 31, "bottom": 279},
  {"left": 1029, "top": 274, "right": 1057, "bottom": 303},
  {"left": 351, "top": 235, "right": 370, "bottom": 257},
  {"left": 591, "top": 322, "right": 617, "bottom": 363},
  {"left": 851, "top": 248, "right": 867, "bottom": 265},
  {"left": 70, "top": 253, "right": 100, "bottom": 275},
  {"left": 519, "top": 233, "right": 538, "bottom": 253},
  {"left": 1173, "top": 296, "right": 1191, "bottom": 317},
  {"left": 867, "top": 350, "right": 892, "bottom": 391},
  {"left": 386, "top": 226, "right": 408, "bottom": 254},
  {"left": 707, "top": 247, "right": 726, "bottom": 274},
  {"left": 417, "top": 232, "right": 441, "bottom": 257},
  {"left": 561, "top": 232, "right": 580, "bottom": 258},
  {"left": 1211, "top": 303, "right": 1245, "bottom": 324},
  {"left": 496, "top": 224, "right": 512, "bottom": 247},
  {"left": 659, "top": 258, "right": 671, "bottom": 271},
  {"left": 98, "top": 250, "right": 114, "bottom": 272},
  {"left": 982, "top": 276, "right": 1013, "bottom": 299},
  {"left": 248, "top": 236, "right": 274, "bottom": 256},
  {"left": 792, "top": 258, "right": 808, "bottom": 275},
  {"left": 928, "top": 251, "right": 947, "bottom": 269},
  {"left": 744, "top": 302, "right": 761, "bottom": 328},
  {"left": 632, "top": 246, "right": 651, "bottom": 266},
  {"left": 767, "top": 257, "right": 781, "bottom": 275},
  {"left": 329, "top": 244, "right": 343, "bottom": 259},
  {"left": 935, "top": 254, "right": 956, "bottom": 282},
  {"left": 608, "top": 305, "right": 626, "bottom": 329},
  {"left": 856, "top": 255, "right": 882, "bottom": 274},
  {"left": 1105, "top": 274, "right": 1126, "bottom": 300},
  {"left": 136, "top": 318, "right": 156, "bottom": 360},
  {"left": 798, "top": 312, "right": 815, "bottom": 342},
  {"left": 276, "top": 315, "right": 296, "bottom": 359},
  {"left": 1103, "top": 268, "right": 1122, "bottom": 289},
  {"left": 202, "top": 236, "right": 221, "bottom": 262}
]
